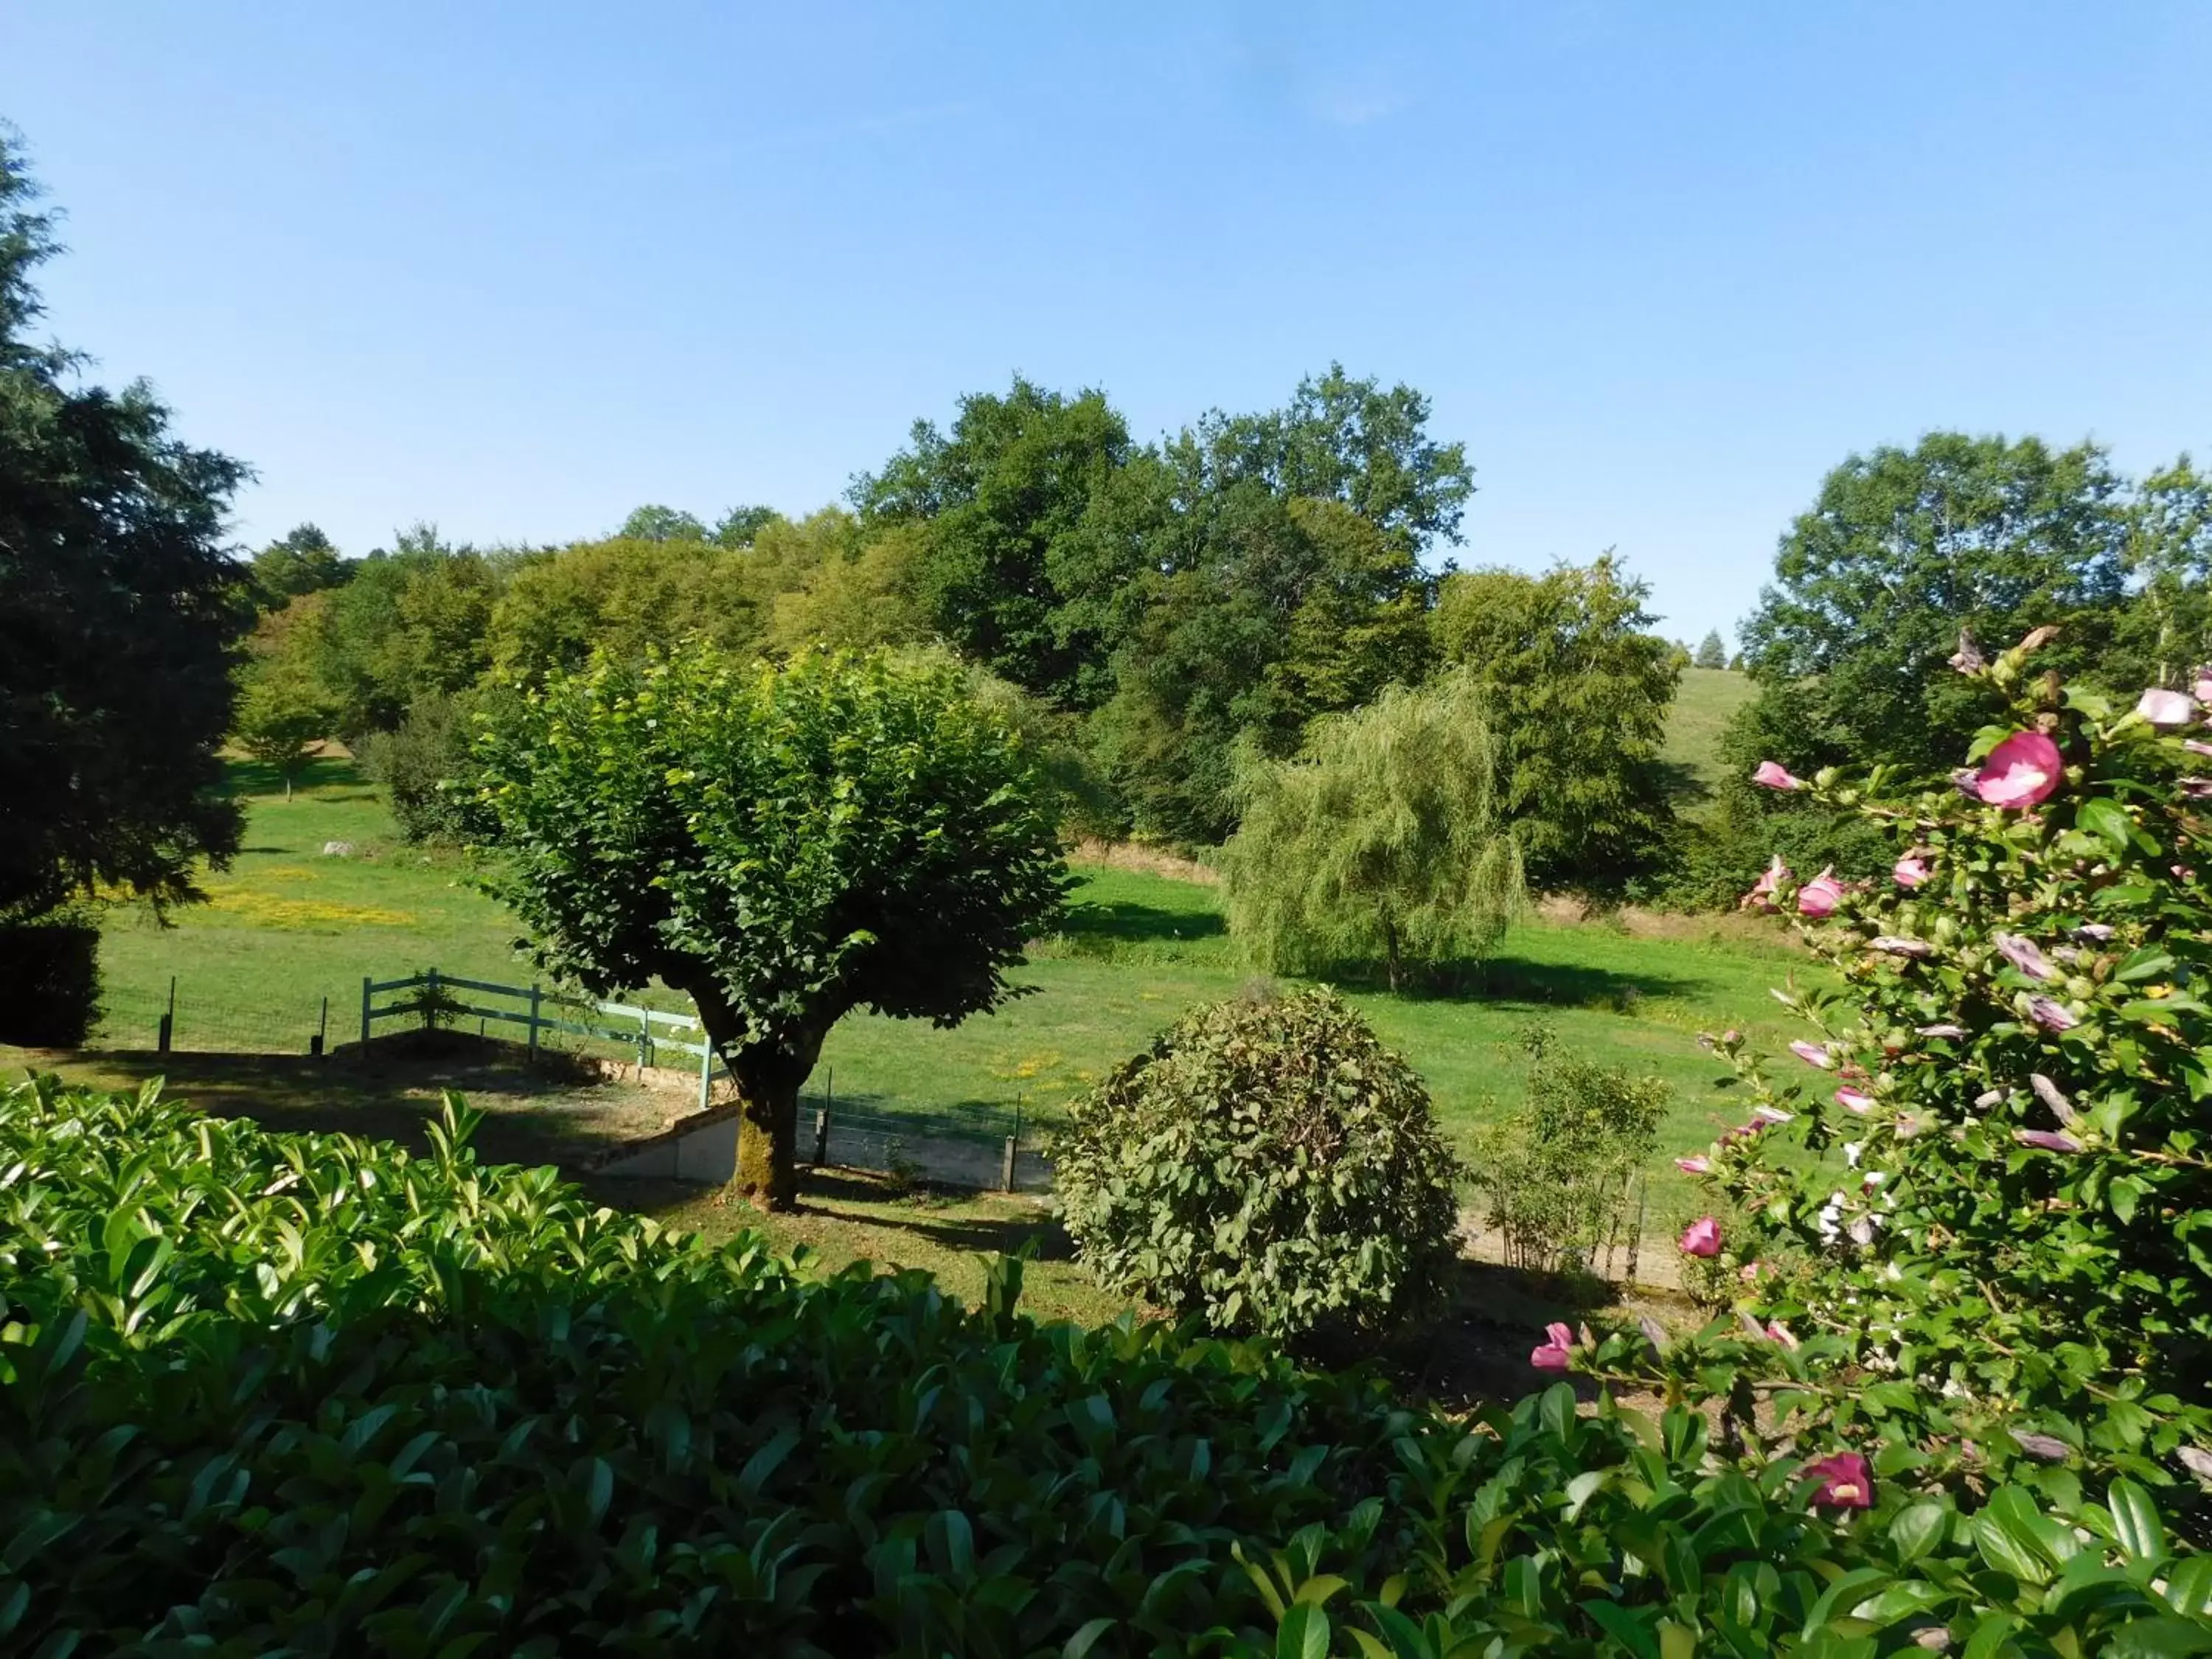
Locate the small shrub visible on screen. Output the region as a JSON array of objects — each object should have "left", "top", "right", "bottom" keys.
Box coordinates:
[
  {"left": 359, "top": 687, "right": 495, "bottom": 843},
  {"left": 1051, "top": 987, "right": 1464, "bottom": 1346},
  {"left": 0, "top": 911, "right": 100, "bottom": 1046},
  {"left": 1470, "top": 1026, "right": 1668, "bottom": 1278}
]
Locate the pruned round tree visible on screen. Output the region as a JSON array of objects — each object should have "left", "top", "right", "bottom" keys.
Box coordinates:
[{"left": 469, "top": 645, "right": 1067, "bottom": 1208}]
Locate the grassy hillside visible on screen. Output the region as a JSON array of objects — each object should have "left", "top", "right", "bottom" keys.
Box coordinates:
[
  {"left": 1661, "top": 665, "right": 1756, "bottom": 815},
  {"left": 44, "top": 754, "right": 1816, "bottom": 1218}
]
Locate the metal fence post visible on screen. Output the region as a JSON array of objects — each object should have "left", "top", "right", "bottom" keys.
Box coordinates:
[
  {"left": 812, "top": 1067, "right": 832, "bottom": 1165},
  {"left": 1002, "top": 1092, "right": 1023, "bottom": 1192},
  {"left": 526, "top": 983, "right": 542, "bottom": 1059},
  {"left": 698, "top": 1037, "right": 712, "bottom": 1110},
  {"left": 311, "top": 995, "right": 327, "bottom": 1058},
  {"left": 361, "top": 977, "right": 372, "bottom": 1048},
  {"left": 637, "top": 1006, "right": 652, "bottom": 1072},
  {"left": 156, "top": 975, "right": 175, "bottom": 1054}
]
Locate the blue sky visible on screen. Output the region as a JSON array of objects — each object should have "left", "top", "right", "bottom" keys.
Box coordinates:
[{"left": 5, "top": 1, "right": 2208, "bottom": 645}]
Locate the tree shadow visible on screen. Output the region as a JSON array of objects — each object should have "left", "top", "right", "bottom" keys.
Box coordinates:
[
  {"left": 1654, "top": 757, "right": 1714, "bottom": 810},
  {"left": 1459, "top": 956, "right": 1712, "bottom": 1013},
  {"left": 220, "top": 753, "right": 365, "bottom": 799},
  {"left": 78, "top": 1038, "right": 669, "bottom": 1169},
  {"left": 1321, "top": 955, "right": 1713, "bottom": 1011},
  {"left": 1058, "top": 899, "right": 1226, "bottom": 947}
]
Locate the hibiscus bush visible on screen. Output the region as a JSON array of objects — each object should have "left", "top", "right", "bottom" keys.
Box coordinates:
[{"left": 1566, "top": 630, "right": 2212, "bottom": 1537}]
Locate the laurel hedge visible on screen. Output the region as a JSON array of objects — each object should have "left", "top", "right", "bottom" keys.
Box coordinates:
[{"left": 2, "top": 1077, "right": 2206, "bottom": 1656}]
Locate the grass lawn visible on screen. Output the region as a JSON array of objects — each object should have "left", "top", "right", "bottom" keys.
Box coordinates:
[
  {"left": 21, "top": 754, "right": 1820, "bottom": 1224},
  {"left": 1662, "top": 666, "right": 1756, "bottom": 818}
]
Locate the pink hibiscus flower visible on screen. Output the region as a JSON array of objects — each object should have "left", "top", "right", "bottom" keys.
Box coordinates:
[
  {"left": 1974, "top": 731, "right": 2062, "bottom": 810},
  {"left": 1752, "top": 761, "right": 1807, "bottom": 791},
  {"left": 1679, "top": 1217, "right": 1722, "bottom": 1257},
  {"left": 1893, "top": 855, "right": 1931, "bottom": 888},
  {"left": 2137, "top": 688, "right": 2196, "bottom": 730},
  {"left": 1742, "top": 854, "right": 1790, "bottom": 911},
  {"left": 1529, "top": 1320, "right": 1576, "bottom": 1371},
  {"left": 1797, "top": 866, "right": 1843, "bottom": 918}
]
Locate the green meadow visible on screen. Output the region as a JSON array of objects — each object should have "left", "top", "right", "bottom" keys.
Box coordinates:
[{"left": 48, "top": 751, "right": 1818, "bottom": 1220}]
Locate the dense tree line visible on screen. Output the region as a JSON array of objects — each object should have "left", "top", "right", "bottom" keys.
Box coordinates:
[{"left": 235, "top": 368, "right": 1686, "bottom": 908}]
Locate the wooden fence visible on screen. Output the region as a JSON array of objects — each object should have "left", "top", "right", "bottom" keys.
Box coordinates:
[{"left": 361, "top": 970, "right": 723, "bottom": 1108}]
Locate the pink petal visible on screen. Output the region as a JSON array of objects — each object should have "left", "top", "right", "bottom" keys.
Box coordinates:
[
  {"left": 1974, "top": 732, "right": 2062, "bottom": 809},
  {"left": 2137, "top": 688, "right": 2196, "bottom": 730},
  {"left": 1679, "top": 1217, "right": 1722, "bottom": 1257},
  {"left": 1753, "top": 761, "right": 1806, "bottom": 791}
]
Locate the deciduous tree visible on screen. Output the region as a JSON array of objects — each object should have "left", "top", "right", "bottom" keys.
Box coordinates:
[
  {"left": 1739, "top": 432, "right": 2129, "bottom": 771},
  {"left": 232, "top": 597, "right": 337, "bottom": 799},
  {"left": 1220, "top": 671, "right": 1522, "bottom": 988},
  {"left": 1432, "top": 557, "right": 1679, "bottom": 891},
  {"left": 247, "top": 523, "right": 349, "bottom": 610},
  {"left": 470, "top": 646, "right": 1066, "bottom": 1208}
]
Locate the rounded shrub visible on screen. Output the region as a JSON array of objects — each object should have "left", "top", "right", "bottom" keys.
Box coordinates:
[{"left": 1052, "top": 986, "right": 1463, "bottom": 1346}]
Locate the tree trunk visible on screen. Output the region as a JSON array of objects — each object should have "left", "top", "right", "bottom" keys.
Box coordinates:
[
  {"left": 731, "top": 1060, "right": 804, "bottom": 1209},
  {"left": 675, "top": 976, "right": 824, "bottom": 1212}
]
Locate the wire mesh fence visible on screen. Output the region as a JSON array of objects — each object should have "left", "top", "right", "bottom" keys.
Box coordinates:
[
  {"left": 91, "top": 977, "right": 338, "bottom": 1057},
  {"left": 801, "top": 1082, "right": 1052, "bottom": 1195}
]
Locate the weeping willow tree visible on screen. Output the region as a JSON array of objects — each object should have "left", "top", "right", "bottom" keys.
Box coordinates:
[{"left": 1220, "top": 672, "right": 1524, "bottom": 989}]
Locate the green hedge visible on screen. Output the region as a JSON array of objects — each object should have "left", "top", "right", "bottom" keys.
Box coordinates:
[{"left": 2, "top": 1077, "right": 2207, "bottom": 1655}]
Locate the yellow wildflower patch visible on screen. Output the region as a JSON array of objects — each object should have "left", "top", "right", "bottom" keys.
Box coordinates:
[{"left": 204, "top": 890, "right": 417, "bottom": 929}]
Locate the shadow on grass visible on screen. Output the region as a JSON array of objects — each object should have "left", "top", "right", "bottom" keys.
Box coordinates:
[
  {"left": 220, "top": 753, "right": 364, "bottom": 799},
  {"left": 1059, "top": 899, "right": 1227, "bottom": 947},
  {"left": 1311, "top": 954, "right": 1712, "bottom": 1012},
  {"left": 72, "top": 1035, "right": 670, "bottom": 1169},
  {"left": 1654, "top": 757, "right": 1714, "bottom": 810}
]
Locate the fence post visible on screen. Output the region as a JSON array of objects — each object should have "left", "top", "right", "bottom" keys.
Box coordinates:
[
  {"left": 813, "top": 1066, "right": 832, "bottom": 1165},
  {"left": 311, "top": 995, "right": 328, "bottom": 1058},
  {"left": 360, "top": 977, "right": 372, "bottom": 1048},
  {"left": 698, "top": 1037, "right": 712, "bottom": 1110},
  {"left": 423, "top": 967, "right": 440, "bottom": 1032},
  {"left": 637, "top": 1006, "right": 652, "bottom": 1073},
  {"left": 526, "top": 983, "right": 542, "bottom": 1060},
  {"left": 1002, "top": 1093, "right": 1023, "bottom": 1192},
  {"left": 157, "top": 974, "right": 175, "bottom": 1054}
]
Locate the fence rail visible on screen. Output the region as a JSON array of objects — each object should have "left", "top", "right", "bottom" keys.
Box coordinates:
[
  {"left": 361, "top": 970, "right": 723, "bottom": 1109},
  {"left": 86, "top": 967, "right": 1051, "bottom": 1194}
]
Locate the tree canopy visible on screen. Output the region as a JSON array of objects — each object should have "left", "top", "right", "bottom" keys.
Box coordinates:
[
  {"left": 469, "top": 646, "right": 1067, "bottom": 1207},
  {"left": 247, "top": 523, "right": 349, "bottom": 610},
  {"left": 1739, "top": 432, "right": 2129, "bottom": 771},
  {"left": 1220, "top": 671, "right": 1523, "bottom": 987},
  {"left": 0, "top": 128, "right": 249, "bottom": 921},
  {"left": 1432, "top": 557, "right": 1679, "bottom": 891}
]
